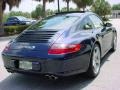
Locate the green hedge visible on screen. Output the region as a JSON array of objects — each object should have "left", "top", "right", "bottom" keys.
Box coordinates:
[{"left": 4, "top": 25, "right": 29, "bottom": 35}]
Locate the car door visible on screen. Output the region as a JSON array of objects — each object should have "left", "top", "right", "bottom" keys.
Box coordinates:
[{"left": 89, "top": 15, "right": 113, "bottom": 55}]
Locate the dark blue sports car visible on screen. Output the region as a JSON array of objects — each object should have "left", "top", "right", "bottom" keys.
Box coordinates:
[
  {"left": 4, "top": 16, "right": 36, "bottom": 26},
  {"left": 2, "top": 11, "right": 117, "bottom": 78}
]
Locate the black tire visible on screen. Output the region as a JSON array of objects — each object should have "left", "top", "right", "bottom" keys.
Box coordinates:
[
  {"left": 85, "top": 44, "right": 101, "bottom": 78},
  {"left": 111, "top": 33, "right": 117, "bottom": 52}
]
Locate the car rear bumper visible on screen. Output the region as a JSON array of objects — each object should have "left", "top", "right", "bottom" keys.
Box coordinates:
[{"left": 2, "top": 53, "right": 90, "bottom": 77}]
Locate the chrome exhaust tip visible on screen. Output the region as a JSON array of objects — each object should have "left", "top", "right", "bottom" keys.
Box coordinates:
[{"left": 45, "top": 75, "right": 58, "bottom": 80}]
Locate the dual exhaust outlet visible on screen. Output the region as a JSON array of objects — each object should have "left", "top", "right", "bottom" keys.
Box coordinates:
[{"left": 45, "top": 75, "right": 58, "bottom": 80}]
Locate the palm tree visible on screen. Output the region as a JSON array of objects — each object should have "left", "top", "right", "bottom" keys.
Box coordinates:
[
  {"left": 72, "top": 0, "right": 93, "bottom": 11},
  {"left": 57, "top": 0, "right": 60, "bottom": 12},
  {"left": 0, "top": 0, "right": 21, "bottom": 36},
  {"left": 63, "top": 0, "right": 71, "bottom": 11},
  {"left": 35, "top": 0, "right": 54, "bottom": 18}
]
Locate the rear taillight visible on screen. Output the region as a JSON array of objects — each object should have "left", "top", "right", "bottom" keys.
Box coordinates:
[{"left": 48, "top": 44, "right": 81, "bottom": 55}]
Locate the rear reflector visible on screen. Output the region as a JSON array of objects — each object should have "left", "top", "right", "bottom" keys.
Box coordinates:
[{"left": 48, "top": 44, "right": 81, "bottom": 55}]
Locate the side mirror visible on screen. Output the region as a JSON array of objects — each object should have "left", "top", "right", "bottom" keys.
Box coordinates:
[{"left": 104, "top": 23, "right": 112, "bottom": 27}]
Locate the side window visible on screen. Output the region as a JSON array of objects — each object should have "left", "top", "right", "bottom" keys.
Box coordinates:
[
  {"left": 13, "top": 18, "right": 19, "bottom": 21},
  {"left": 89, "top": 15, "right": 103, "bottom": 29},
  {"left": 8, "top": 18, "right": 18, "bottom": 22},
  {"left": 79, "top": 17, "right": 94, "bottom": 30}
]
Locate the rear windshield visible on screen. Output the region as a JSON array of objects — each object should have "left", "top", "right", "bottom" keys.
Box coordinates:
[
  {"left": 27, "top": 15, "right": 79, "bottom": 30},
  {"left": 7, "top": 17, "right": 18, "bottom": 21}
]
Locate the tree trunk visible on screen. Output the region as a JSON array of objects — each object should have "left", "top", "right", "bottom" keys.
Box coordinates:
[
  {"left": 0, "top": 1, "right": 4, "bottom": 36},
  {"left": 57, "top": 0, "right": 60, "bottom": 12},
  {"left": 67, "top": 1, "right": 69, "bottom": 12},
  {"left": 83, "top": 5, "right": 87, "bottom": 11},
  {"left": 42, "top": 0, "right": 46, "bottom": 18}
]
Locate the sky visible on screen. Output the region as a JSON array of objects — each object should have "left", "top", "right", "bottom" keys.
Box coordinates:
[{"left": 5, "top": 0, "right": 120, "bottom": 13}]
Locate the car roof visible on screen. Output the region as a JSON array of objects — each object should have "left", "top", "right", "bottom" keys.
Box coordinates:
[{"left": 55, "top": 11, "right": 95, "bottom": 17}]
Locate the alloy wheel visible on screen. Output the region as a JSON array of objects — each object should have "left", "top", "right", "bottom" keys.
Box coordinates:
[{"left": 92, "top": 46, "right": 101, "bottom": 75}]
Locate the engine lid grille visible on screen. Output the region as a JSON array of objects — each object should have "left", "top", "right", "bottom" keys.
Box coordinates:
[{"left": 16, "top": 30, "right": 57, "bottom": 43}]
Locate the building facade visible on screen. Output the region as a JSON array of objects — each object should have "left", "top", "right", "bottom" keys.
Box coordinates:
[{"left": 112, "top": 10, "right": 120, "bottom": 18}]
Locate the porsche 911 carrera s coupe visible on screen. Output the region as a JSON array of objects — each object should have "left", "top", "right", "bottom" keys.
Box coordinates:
[{"left": 2, "top": 11, "right": 117, "bottom": 78}]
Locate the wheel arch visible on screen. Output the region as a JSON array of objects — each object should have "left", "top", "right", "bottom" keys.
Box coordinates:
[
  {"left": 90, "top": 40, "right": 102, "bottom": 60},
  {"left": 87, "top": 41, "right": 102, "bottom": 70},
  {"left": 95, "top": 41, "right": 102, "bottom": 58},
  {"left": 85, "top": 41, "right": 102, "bottom": 77}
]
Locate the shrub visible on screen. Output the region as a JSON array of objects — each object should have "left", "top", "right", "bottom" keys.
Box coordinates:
[
  {"left": 4, "top": 25, "right": 29, "bottom": 35},
  {"left": 102, "top": 17, "right": 109, "bottom": 21}
]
